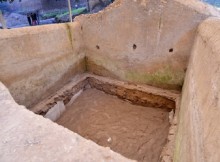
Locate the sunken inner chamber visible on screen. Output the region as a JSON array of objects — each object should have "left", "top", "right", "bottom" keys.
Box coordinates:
[{"left": 31, "top": 74, "right": 179, "bottom": 162}]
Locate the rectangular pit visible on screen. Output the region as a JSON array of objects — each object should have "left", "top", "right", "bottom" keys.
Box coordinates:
[{"left": 31, "top": 74, "right": 179, "bottom": 162}]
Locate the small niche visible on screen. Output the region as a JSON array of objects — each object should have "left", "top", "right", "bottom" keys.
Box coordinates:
[
  {"left": 169, "top": 48, "right": 174, "bottom": 53},
  {"left": 133, "top": 44, "right": 137, "bottom": 50}
]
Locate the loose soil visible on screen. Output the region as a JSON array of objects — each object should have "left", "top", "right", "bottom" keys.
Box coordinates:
[{"left": 56, "top": 88, "right": 170, "bottom": 162}]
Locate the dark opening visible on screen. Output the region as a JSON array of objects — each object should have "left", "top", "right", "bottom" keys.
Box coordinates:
[
  {"left": 133, "top": 44, "right": 137, "bottom": 50},
  {"left": 96, "top": 45, "right": 100, "bottom": 50},
  {"left": 169, "top": 48, "right": 174, "bottom": 52}
]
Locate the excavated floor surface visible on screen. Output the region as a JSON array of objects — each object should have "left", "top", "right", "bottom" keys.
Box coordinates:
[{"left": 56, "top": 88, "right": 170, "bottom": 162}]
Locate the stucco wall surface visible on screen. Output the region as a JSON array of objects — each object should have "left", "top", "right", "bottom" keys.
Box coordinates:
[
  {"left": 0, "top": 82, "right": 133, "bottom": 162},
  {"left": 0, "top": 22, "right": 85, "bottom": 108},
  {"left": 174, "top": 17, "right": 220, "bottom": 162},
  {"left": 76, "top": 0, "right": 220, "bottom": 90}
]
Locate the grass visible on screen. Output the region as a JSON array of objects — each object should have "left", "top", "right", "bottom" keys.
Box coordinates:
[
  {"left": 41, "top": 11, "right": 63, "bottom": 20},
  {"left": 56, "top": 7, "right": 86, "bottom": 19},
  {"left": 41, "top": 7, "right": 86, "bottom": 20}
]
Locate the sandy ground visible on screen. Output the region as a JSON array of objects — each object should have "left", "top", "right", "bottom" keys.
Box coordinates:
[{"left": 56, "top": 88, "right": 170, "bottom": 162}]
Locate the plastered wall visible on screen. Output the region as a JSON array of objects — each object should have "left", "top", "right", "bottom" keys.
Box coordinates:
[
  {"left": 76, "top": 0, "right": 219, "bottom": 90},
  {"left": 174, "top": 17, "right": 220, "bottom": 162},
  {"left": 0, "top": 0, "right": 219, "bottom": 108},
  {"left": 0, "top": 22, "right": 85, "bottom": 108}
]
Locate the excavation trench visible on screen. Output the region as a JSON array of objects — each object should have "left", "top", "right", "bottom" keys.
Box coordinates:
[{"left": 31, "top": 74, "right": 178, "bottom": 162}]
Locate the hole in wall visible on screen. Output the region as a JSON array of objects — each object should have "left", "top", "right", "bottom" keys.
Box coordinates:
[
  {"left": 81, "top": 26, "right": 83, "bottom": 31},
  {"left": 96, "top": 45, "right": 100, "bottom": 50},
  {"left": 169, "top": 48, "right": 174, "bottom": 53},
  {"left": 133, "top": 44, "right": 137, "bottom": 50}
]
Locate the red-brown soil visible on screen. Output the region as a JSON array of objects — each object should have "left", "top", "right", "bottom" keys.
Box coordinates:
[{"left": 56, "top": 88, "right": 170, "bottom": 162}]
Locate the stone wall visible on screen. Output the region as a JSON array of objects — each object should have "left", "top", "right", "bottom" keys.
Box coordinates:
[
  {"left": 0, "top": 22, "right": 85, "bottom": 108},
  {"left": 76, "top": 0, "right": 219, "bottom": 90},
  {"left": 174, "top": 17, "right": 220, "bottom": 162}
]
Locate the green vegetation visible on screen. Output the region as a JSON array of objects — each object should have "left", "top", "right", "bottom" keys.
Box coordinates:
[
  {"left": 41, "top": 10, "right": 65, "bottom": 20},
  {"left": 56, "top": 7, "right": 86, "bottom": 19},
  {"left": 41, "top": 7, "right": 86, "bottom": 20}
]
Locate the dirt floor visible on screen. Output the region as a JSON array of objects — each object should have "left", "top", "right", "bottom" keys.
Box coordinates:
[{"left": 56, "top": 88, "right": 170, "bottom": 162}]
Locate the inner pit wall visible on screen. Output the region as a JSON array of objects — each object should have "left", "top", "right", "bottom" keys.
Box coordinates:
[
  {"left": 174, "top": 17, "right": 220, "bottom": 162},
  {"left": 76, "top": 0, "right": 220, "bottom": 90},
  {"left": 0, "top": 0, "right": 219, "bottom": 109},
  {"left": 0, "top": 22, "right": 86, "bottom": 108}
]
